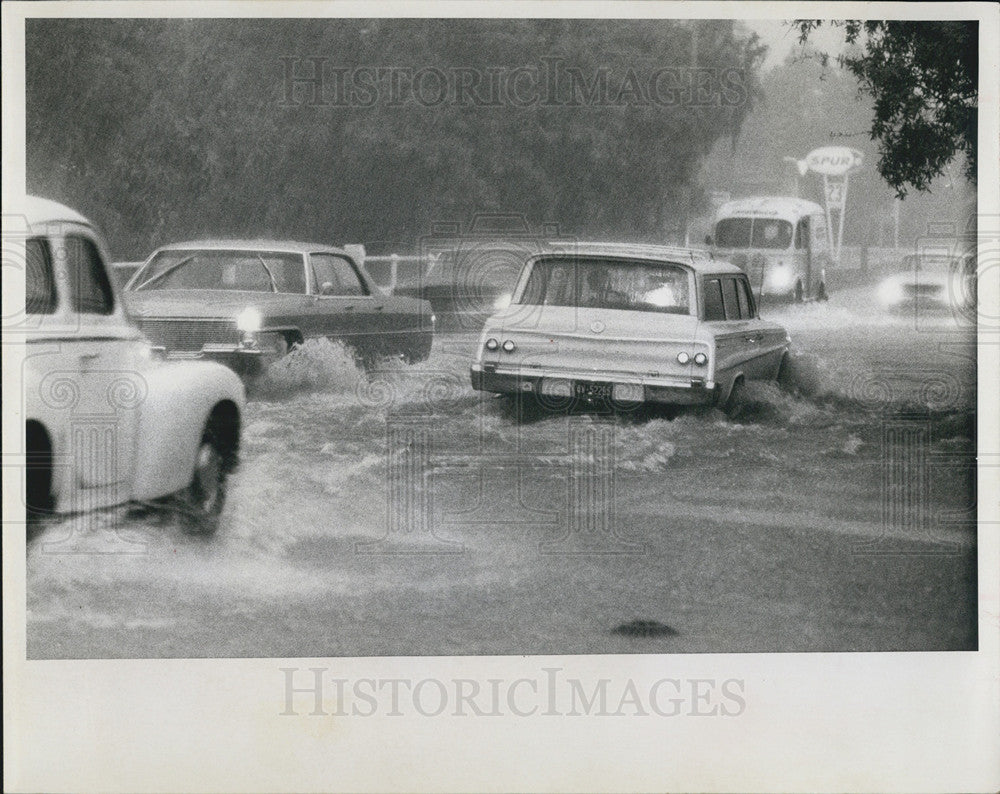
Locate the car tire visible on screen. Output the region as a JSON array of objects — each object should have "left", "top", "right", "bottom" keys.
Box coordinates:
[
  {"left": 794, "top": 280, "right": 804, "bottom": 303},
  {"left": 25, "top": 423, "right": 53, "bottom": 525},
  {"left": 816, "top": 281, "right": 828, "bottom": 302},
  {"left": 182, "top": 428, "right": 226, "bottom": 533}
]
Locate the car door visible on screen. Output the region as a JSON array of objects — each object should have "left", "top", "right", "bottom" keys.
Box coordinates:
[
  {"left": 306, "top": 252, "right": 384, "bottom": 356},
  {"left": 63, "top": 231, "right": 144, "bottom": 492},
  {"left": 733, "top": 275, "right": 786, "bottom": 377},
  {"left": 28, "top": 228, "right": 142, "bottom": 502}
]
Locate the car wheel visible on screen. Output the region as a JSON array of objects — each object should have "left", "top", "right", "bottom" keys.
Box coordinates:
[
  {"left": 794, "top": 280, "right": 804, "bottom": 303},
  {"left": 25, "top": 423, "right": 53, "bottom": 525},
  {"left": 816, "top": 280, "right": 828, "bottom": 302},
  {"left": 183, "top": 430, "right": 226, "bottom": 533}
]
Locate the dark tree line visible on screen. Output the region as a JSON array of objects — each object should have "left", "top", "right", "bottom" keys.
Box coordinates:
[{"left": 26, "top": 19, "right": 765, "bottom": 258}]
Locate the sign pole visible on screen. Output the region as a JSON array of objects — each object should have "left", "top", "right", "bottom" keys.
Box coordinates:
[
  {"left": 835, "top": 172, "right": 849, "bottom": 266},
  {"left": 822, "top": 174, "right": 835, "bottom": 256}
]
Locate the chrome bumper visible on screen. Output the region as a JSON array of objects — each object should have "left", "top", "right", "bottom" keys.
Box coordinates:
[{"left": 469, "top": 364, "right": 717, "bottom": 406}]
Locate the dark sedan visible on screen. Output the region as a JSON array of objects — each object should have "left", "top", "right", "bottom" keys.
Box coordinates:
[{"left": 124, "top": 240, "right": 434, "bottom": 378}]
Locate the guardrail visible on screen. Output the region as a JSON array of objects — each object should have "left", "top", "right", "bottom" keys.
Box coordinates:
[{"left": 364, "top": 253, "right": 440, "bottom": 292}]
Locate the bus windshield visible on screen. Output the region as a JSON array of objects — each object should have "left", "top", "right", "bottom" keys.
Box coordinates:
[{"left": 715, "top": 217, "right": 793, "bottom": 250}]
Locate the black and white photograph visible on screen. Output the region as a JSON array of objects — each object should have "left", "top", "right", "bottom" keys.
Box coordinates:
[{"left": 3, "top": 2, "right": 998, "bottom": 791}]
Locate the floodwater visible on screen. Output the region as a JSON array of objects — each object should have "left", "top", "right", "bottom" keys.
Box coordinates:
[{"left": 26, "top": 284, "right": 978, "bottom": 657}]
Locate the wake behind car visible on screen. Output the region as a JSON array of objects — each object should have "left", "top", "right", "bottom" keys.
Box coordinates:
[
  {"left": 470, "top": 243, "right": 791, "bottom": 413},
  {"left": 124, "top": 240, "right": 435, "bottom": 378},
  {"left": 13, "top": 197, "right": 245, "bottom": 530}
]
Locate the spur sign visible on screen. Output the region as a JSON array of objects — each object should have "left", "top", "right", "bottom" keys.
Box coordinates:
[{"left": 804, "top": 146, "right": 864, "bottom": 176}]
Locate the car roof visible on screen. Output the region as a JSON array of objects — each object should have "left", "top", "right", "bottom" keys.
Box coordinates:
[
  {"left": 152, "top": 239, "right": 347, "bottom": 256},
  {"left": 21, "top": 195, "right": 93, "bottom": 228},
  {"left": 716, "top": 196, "right": 824, "bottom": 219},
  {"left": 535, "top": 241, "right": 744, "bottom": 275}
]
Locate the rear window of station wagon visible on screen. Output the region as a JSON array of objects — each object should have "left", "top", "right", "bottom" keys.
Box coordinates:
[{"left": 519, "top": 257, "right": 692, "bottom": 315}]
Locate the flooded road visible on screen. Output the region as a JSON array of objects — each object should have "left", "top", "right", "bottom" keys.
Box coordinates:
[{"left": 26, "top": 285, "right": 978, "bottom": 657}]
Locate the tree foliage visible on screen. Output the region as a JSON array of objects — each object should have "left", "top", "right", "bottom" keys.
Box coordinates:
[
  {"left": 698, "top": 44, "right": 974, "bottom": 247},
  {"left": 26, "top": 19, "right": 765, "bottom": 258},
  {"left": 796, "top": 20, "right": 977, "bottom": 197}
]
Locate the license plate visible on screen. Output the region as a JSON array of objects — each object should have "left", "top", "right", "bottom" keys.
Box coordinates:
[{"left": 574, "top": 380, "right": 612, "bottom": 400}]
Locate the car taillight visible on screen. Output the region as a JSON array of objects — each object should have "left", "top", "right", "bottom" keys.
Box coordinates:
[
  {"left": 502, "top": 339, "right": 516, "bottom": 353},
  {"left": 693, "top": 352, "right": 707, "bottom": 366},
  {"left": 485, "top": 337, "right": 499, "bottom": 351},
  {"left": 676, "top": 352, "right": 690, "bottom": 364}
]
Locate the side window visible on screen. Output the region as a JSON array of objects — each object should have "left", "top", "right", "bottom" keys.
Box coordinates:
[
  {"left": 736, "top": 277, "right": 755, "bottom": 318},
  {"left": 25, "top": 237, "right": 57, "bottom": 315},
  {"left": 722, "top": 277, "right": 741, "bottom": 320},
  {"left": 795, "top": 218, "right": 809, "bottom": 250},
  {"left": 310, "top": 253, "right": 367, "bottom": 296},
  {"left": 67, "top": 234, "right": 114, "bottom": 315},
  {"left": 703, "top": 278, "right": 726, "bottom": 321}
]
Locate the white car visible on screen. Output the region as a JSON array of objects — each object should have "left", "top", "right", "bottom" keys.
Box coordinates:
[
  {"left": 470, "top": 243, "right": 792, "bottom": 414},
  {"left": 12, "top": 196, "right": 246, "bottom": 531},
  {"left": 876, "top": 252, "right": 977, "bottom": 315}
]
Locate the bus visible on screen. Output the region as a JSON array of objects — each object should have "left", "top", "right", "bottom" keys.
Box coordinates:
[{"left": 708, "top": 196, "right": 831, "bottom": 302}]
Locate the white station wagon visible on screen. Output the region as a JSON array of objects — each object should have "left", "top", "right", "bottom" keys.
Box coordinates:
[
  {"left": 12, "top": 197, "right": 246, "bottom": 530},
  {"left": 470, "top": 243, "right": 792, "bottom": 413}
]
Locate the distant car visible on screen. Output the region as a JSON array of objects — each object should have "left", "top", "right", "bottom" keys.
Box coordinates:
[
  {"left": 123, "top": 240, "right": 435, "bottom": 377},
  {"left": 470, "top": 243, "right": 792, "bottom": 414},
  {"left": 876, "top": 252, "right": 977, "bottom": 315},
  {"left": 110, "top": 261, "right": 143, "bottom": 289},
  {"left": 15, "top": 197, "right": 245, "bottom": 530},
  {"left": 392, "top": 240, "right": 534, "bottom": 328}
]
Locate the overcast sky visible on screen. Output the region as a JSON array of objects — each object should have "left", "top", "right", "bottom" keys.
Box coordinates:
[{"left": 745, "top": 19, "right": 850, "bottom": 70}]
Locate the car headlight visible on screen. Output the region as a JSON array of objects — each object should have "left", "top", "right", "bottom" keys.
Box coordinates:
[
  {"left": 766, "top": 266, "right": 794, "bottom": 290},
  {"left": 484, "top": 337, "right": 500, "bottom": 351},
  {"left": 236, "top": 307, "right": 262, "bottom": 333},
  {"left": 877, "top": 279, "right": 904, "bottom": 305}
]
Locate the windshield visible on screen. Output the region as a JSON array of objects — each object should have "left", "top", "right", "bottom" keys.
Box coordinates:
[
  {"left": 519, "top": 257, "right": 691, "bottom": 315},
  {"left": 133, "top": 249, "right": 307, "bottom": 293},
  {"left": 715, "top": 217, "right": 793, "bottom": 250}
]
